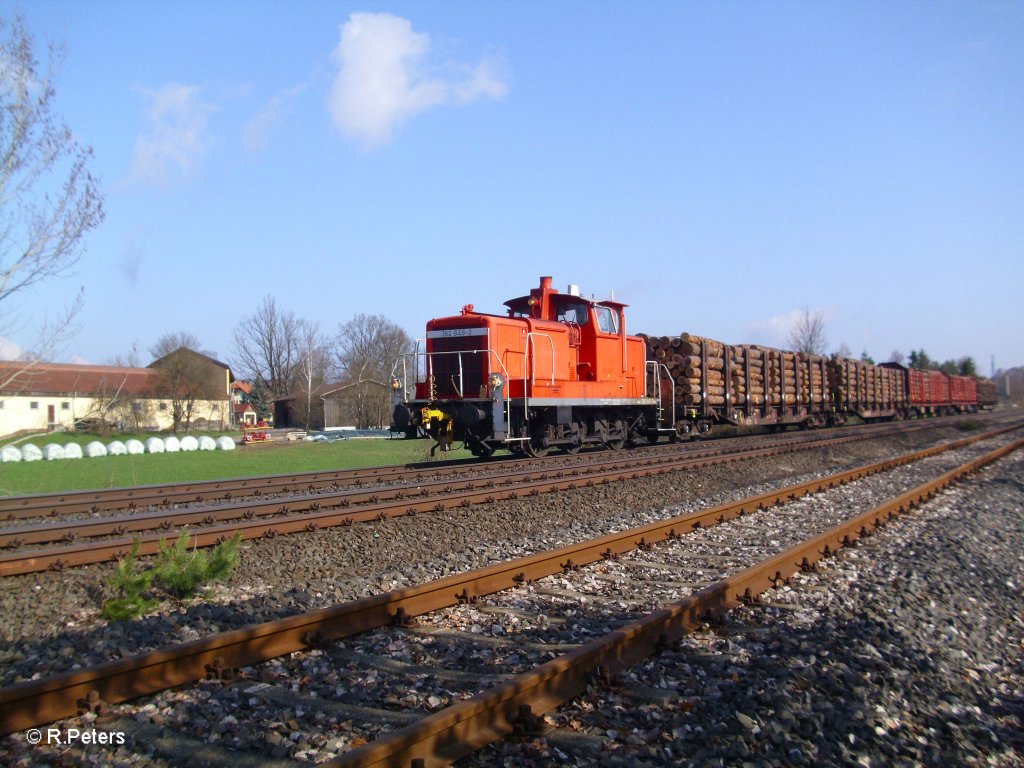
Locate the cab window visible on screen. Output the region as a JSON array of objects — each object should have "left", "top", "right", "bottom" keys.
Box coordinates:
[
  {"left": 597, "top": 306, "right": 619, "bottom": 334},
  {"left": 557, "top": 300, "right": 590, "bottom": 325}
]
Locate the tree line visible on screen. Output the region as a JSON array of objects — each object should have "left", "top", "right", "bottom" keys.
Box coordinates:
[
  {"left": 229, "top": 297, "right": 412, "bottom": 429},
  {"left": 788, "top": 309, "right": 978, "bottom": 377}
]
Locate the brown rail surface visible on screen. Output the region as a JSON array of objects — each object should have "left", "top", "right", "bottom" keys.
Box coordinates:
[
  {"left": 0, "top": 415, "right": 989, "bottom": 521},
  {"left": 2, "top": 422, "right": 1016, "bottom": 577},
  {"left": 326, "top": 435, "right": 1024, "bottom": 768},
  {"left": 1, "top": 431, "right": 1018, "bottom": 737}
]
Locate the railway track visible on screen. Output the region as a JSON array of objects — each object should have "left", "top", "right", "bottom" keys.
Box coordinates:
[
  {"left": 0, "top": 415, "right": 994, "bottom": 523},
  {"left": 0, "top": 419, "right": 1015, "bottom": 577},
  {"left": 1, "top": 427, "right": 1019, "bottom": 766}
]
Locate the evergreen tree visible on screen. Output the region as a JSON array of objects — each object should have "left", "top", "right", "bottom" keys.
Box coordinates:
[{"left": 250, "top": 377, "right": 272, "bottom": 420}]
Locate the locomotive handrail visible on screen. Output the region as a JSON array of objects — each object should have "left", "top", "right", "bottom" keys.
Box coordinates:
[
  {"left": 525, "top": 332, "right": 556, "bottom": 388},
  {"left": 392, "top": 346, "right": 517, "bottom": 439},
  {"left": 646, "top": 360, "right": 676, "bottom": 429}
]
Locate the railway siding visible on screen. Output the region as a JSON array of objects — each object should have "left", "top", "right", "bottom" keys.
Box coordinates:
[{"left": 0, "top": 430, "right": 1021, "bottom": 766}]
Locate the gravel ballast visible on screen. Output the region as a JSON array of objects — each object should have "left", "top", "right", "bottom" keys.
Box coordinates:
[
  {"left": 0, "top": 426, "right": 989, "bottom": 683},
  {"left": 468, "top": 448, "right": 1024, "bottom": 767},
  {"left": 0, "top": 423, "right": 1021, "bottom": 767}
]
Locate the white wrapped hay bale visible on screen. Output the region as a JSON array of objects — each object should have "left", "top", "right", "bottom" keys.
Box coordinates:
[
  {"left": 125, "top": 439, "right": 144, "bottom": 455},
  {"left": 107, "top": 440, "right": 127, "bottom": 456},
  {"left": 63, "top": 443, "right": 83, "bottom": 459},
  {"left": 43, "top": 444, "right": 65, "bottom": 460},
  {"left": 144, "top": 437, "right": 164, "bottom": 454},
  {"left": 22, "top": 444, "right": 42, "bottom": 461},
  {"left": 163, "top": 436, "right": 181, "bottom": 452},
  {"left": 85, "top": 441, "right": 108, "bottom": 458},
  {"left": 1, "top": 445, "right": 22, "bottom": 462},
  {"left": 216, "top": 436, "right": 236, "bottom": 451},
  {"left": 198, "top": 436, "right": 216, "bottom": 451},
  {"left": 180, "top": 435, "right": 199, "bottom": 451}
]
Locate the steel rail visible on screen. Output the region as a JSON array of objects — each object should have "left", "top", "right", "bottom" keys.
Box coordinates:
[
  {"left": 1, "top": 432, "right": 1019, "bottom": 735},
  {"left": 2, "top": 423, "right": 1017, "bottom": 577},
  {"left": 0, "top": 415, "right": 988, "bottom": 520},
  {"left": 0, "top": 423, "right": 926, "bottom": 550},
  {"left": 324, "top": 436, "right": 1024, "bottom": 768}
]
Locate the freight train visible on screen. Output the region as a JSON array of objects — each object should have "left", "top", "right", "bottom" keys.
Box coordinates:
[{"left": 390, "top": 277, "right": 994, "bottom": 456}]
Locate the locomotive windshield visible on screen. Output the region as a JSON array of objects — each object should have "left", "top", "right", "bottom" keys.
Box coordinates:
[
  {"left": 556, "top": 299, "right": 590, "bottom": 325},
  {"left": 597, "top": 305, "right": 620, "bottom": 334}
]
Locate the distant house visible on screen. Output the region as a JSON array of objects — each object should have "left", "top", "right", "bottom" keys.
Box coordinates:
[
  {"left": 230, "top": 381, "right": 258, "bottom": 427},
  {"left": 0, "top": 349, "right": 233, "bottom": 437},
  {"left": 320, "top": 379, "right": 390, "bottom": 430},
  {"left": 273, "top": 383, "right": 335, "bottom": 430}
]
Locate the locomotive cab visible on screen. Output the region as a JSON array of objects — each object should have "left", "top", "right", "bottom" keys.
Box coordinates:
[{"left": 391, "top": 276, "right": 675, "bottom": 457}]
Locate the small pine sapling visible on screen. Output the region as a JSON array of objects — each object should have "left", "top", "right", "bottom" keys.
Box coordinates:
[
  {"left": 152, "top": 531, "right": 242, "bottom": 598},
  {"left": 102, "top": 541, "right": 159, "bottom": 620}
]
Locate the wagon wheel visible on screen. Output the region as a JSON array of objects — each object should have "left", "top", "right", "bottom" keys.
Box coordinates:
[{"left": 523, "top": 438, "right": 551, "bottom": 458}]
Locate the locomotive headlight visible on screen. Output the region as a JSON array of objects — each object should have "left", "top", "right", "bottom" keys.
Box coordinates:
[{"left": 488, "top": 373, "right": 504, "bottom": 388}]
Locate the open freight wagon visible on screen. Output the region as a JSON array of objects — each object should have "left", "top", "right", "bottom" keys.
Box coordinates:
[{"left": 643, "top": 334, "right": 833, "bottom": 433}]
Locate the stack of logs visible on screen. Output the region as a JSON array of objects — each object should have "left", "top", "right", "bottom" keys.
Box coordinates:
[
  {"left": 828, "top": 358, "right": 905, "bottom": 409},
  {"left": 644, "top": 333, "right": 828, "bottom": 410}
]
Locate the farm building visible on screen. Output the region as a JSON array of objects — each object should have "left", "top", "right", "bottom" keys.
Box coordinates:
[{"left": 0, "top": 348, "right": 233, "bottom": 437}]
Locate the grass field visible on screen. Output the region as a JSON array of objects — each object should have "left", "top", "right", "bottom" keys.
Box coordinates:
[{"left": 0, "top": 435, "right": 472, "bottom": 496}]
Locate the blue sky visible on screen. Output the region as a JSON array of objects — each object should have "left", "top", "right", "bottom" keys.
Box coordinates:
[{"left": 4, "top": 1, "right": 1022, "bottom": 374}]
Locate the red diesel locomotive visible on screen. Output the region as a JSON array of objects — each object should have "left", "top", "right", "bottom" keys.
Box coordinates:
[{"left": 389, "top": 276, "right": 674, "bottom": 456}]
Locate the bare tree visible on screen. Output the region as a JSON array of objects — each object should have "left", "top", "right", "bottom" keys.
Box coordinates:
[
  {"left": 332, "top": 314, "right": 411, "bottom": 429},
  {"left": 0, "top": 17, "right": 103, "bottom": 335},
  {"left": 787, "top": 307, "right": 827, "bottom": 355},
  {"left": 105, "top": 340, "right": 142, "bottom": 368},
  {"left": 232, "top": 296, "right": 304, "bottom": 397},
  {"left": 833, "top": 342, "right": 852, "bottom": 360},
  {"left": 295, "top": 320, "right": 328, "bottom": 430},
  {"left": 150, "top": 331, "right": 206, "bottom": 360}
]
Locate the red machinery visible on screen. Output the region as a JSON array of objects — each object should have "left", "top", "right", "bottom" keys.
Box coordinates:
[{"left": 390, "top": 277, "right": 674, "bottom": 456}]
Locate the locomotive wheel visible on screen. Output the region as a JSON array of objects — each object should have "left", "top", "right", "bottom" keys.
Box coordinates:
[
  {"left": 469, "top": 441, "right": 495, "bottom": 458},
  {"left": 563, "top": 422, "right": 585, "bottom": 454},
  {"left": 605, "top": 419, "right": 627, "bottom": 450}
]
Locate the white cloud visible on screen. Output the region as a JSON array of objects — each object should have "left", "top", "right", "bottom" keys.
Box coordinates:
[
  {"left": 0, "top": 336, "right": 23, "bottom": 361},
  {"left": 128, "top": 84, "right": 216, "bottom": 184},
  {"left": 745, "top": 307, "right": 833, "bottom": 349},
  {"left": 242, "top": 84, "right": 307, "bottom": 153},
  {"left": 327, "top": 12, "right": 507, "bottom": 147}
]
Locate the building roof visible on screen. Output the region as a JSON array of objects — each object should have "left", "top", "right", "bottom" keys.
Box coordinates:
[
  {"left": 0, "top": 361, "right": 160, "bottom": 397},
  {"left": 232, "top": 381, "right": 253, "bottom": 395},
  {"left": 148, "top": 347, "right": 232, "bottom": 374}
]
